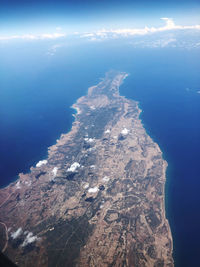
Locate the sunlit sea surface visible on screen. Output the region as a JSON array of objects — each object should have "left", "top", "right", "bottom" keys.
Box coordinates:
[{"left": 0, "top": 42, "right": 200, "bottom": 267}]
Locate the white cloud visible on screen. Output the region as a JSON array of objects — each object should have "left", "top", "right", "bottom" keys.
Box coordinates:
[
  {"left": 80, "top": 18, "right": 200, "bottom": 40},
  {"left": 84, "top": 137, "right": 95, "bottom": 143},
  {"left": 160, "top": 18, "right": 175, "bottom": 28},
  {"left": 25, "top": 180, "right": 32, "bottom": 187},
  {"left": 159, "top": 38, "right": 176, "bottom": 47},
  {"left": 83, "top": 183, "right": 89, "bottom": 189},
  {"left": 102, "top": 176, "right": 110, "bottom": 182},
  {"left": 10, "top": 228, "right": 40, "bottom": 247},
  {"left": 16, "top": 180, "right": 21, "bottom": 189},
  {"left": 47, "top": 43, "right": 66, "bottom": 56},
  {"left": 67, "top": 162, "right": 80, "bottom": 172},
  {"left": 21, "top": 232, "right": 39, "bottom": 247},
  {"left": 148, "top": 38, "right": 177, "bottom": 48},
  {"left": 130, "top": 35, "right": 200, "bottom": 49},
  {"left": 52, "top": 167, "right": 58, "bottom": 177},
  {"left": 88, "top": 186, "right": 99, "bottom": 193},
  {"left": 90, "top": 106, "right": 96, "bottom": 110},
  {"left": 121, "top": 128, "right": 129, "bottom": 135},
  {"left": 0, "top": 33, "right": 66, "bottom": 41},
  {"left": 40, "top": 33, "right": 66, "bottom": 39},
  {"left": 81, "top": 33, "right": 95, "bottom": 38},
  {"left": 11, "top": 228, "right": 23, "bottom": 239},
  {"left": 1, "top": 18, "right": 199, "bottom": 44},
  {"left": 90, "top": 165, "right": 95, "bottom": 169},
  {"left": 36, "top": 160, "right": 47, "bottom": 168}
]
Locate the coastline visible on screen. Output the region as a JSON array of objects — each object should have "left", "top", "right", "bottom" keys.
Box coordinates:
[
  {"left": 139, "top": 106, "right": 174, "bottom": 262},
  {"left": 119, "top": 83, "right": 174, "bottom": 263},
  {"left": 0, "top": 71, "right": 173, "bottom": 266},
  {"left": 138, "top": 103, "right": 174, "bottom": 263},
  {"left": 138, "top": 103, "right": 174, "bottom": 249}
]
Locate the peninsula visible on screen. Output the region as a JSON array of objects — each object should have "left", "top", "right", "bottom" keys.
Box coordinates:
[{"left": 0, "top": 71, "right": 173, "bottom": 267}]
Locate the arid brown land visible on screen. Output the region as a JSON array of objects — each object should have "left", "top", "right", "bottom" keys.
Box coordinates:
[{"left": 0, "top": 71, "right": 173, "bottom": 267}]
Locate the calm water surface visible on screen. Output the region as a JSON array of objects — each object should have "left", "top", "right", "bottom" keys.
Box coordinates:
[{"left": 0, "top": 43, "right": 200, "bottom": 267}]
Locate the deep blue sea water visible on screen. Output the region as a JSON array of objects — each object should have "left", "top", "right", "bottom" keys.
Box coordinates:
[{"left": 0, "top": 41, "right": 200, "bottom": 266}]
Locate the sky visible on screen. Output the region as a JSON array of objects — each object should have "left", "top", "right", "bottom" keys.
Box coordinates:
[{"left": 1, "top": 0, "right": 200, "bottom": 36}]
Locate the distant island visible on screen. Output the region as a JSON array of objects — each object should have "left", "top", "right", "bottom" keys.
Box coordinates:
[{"left": 0, "top": 71, "right": 173, "bottom": 267}]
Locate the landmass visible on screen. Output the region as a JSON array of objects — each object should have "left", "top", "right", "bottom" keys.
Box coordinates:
[{"left": 0, "top": 71, "right": 173, "bottom": 267}]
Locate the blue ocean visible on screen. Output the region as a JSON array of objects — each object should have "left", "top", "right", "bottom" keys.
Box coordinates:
[{"left": 0, "top": 41, "right": 200, "bottom": 267}]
